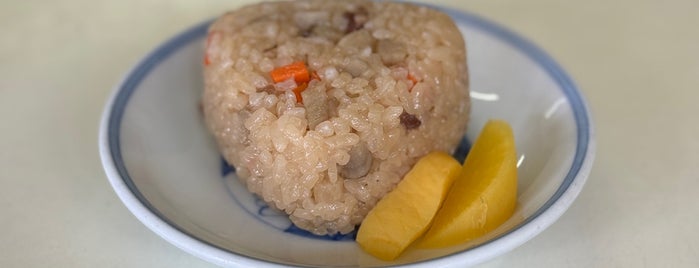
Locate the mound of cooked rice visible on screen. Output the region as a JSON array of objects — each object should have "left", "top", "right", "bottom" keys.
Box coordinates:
[{"left": 202, "top": 0, "right": 469, "bottom": 235}]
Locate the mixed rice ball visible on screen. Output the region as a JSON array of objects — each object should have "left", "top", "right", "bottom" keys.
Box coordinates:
[{"left": 202, "top": 0, "right": 470, "bottom": 235}]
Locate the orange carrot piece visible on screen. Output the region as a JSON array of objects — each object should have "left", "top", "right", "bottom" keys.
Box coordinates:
[
  {"left": 292, "top": 82, "right": 309, "bottom": 103},
  {"left": 270, "top": 61, "right": 310, "bottom": 83},
  {"left": 204, "top": 31, "right": 220, "bottom": 66},
  {"left": 407, "top": 73, "right": 419, "bottom": 85},
  {"left": 204, "top": 31, "right": 221, "bottom": 66},
  {"left": 407, "top": 73, "right": 420, "bottom": 92}
]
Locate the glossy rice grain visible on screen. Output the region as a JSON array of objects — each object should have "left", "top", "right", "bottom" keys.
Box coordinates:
[{"left": 202, "top": 0, "right": 469, "bottom": 235}]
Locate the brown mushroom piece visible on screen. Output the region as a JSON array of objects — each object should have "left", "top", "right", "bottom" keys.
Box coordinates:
[
  {"left": 340, "top": 141, "right": 373, "bottom": 179},
  {"left": 399, "top": 111, "right": 421, "bottom": 130},
  {"left": 343, "top": 7, "right": 368, "bottom": 33},
  {"left": 301, "top": 82, "right": 330, "bottom": 129},
  {"left": 377, "top": 39, "right": 407, "bottom": 66}
]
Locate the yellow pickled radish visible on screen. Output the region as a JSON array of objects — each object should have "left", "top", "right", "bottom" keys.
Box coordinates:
[
  {"left": 419, "top": 120, "right": 518, "bottom": 248},
  {"left": 356, "top": 152, "right": 461, "bottom": 261}
]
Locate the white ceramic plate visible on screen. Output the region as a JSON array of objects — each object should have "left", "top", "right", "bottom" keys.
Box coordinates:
[{"left": 100, "top": 4, "right": 594, "bottom": 268}]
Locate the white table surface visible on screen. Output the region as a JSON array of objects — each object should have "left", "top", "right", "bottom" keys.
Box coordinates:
[{"left": 2, "top": 0, "right": 698, "bottom": 267}]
